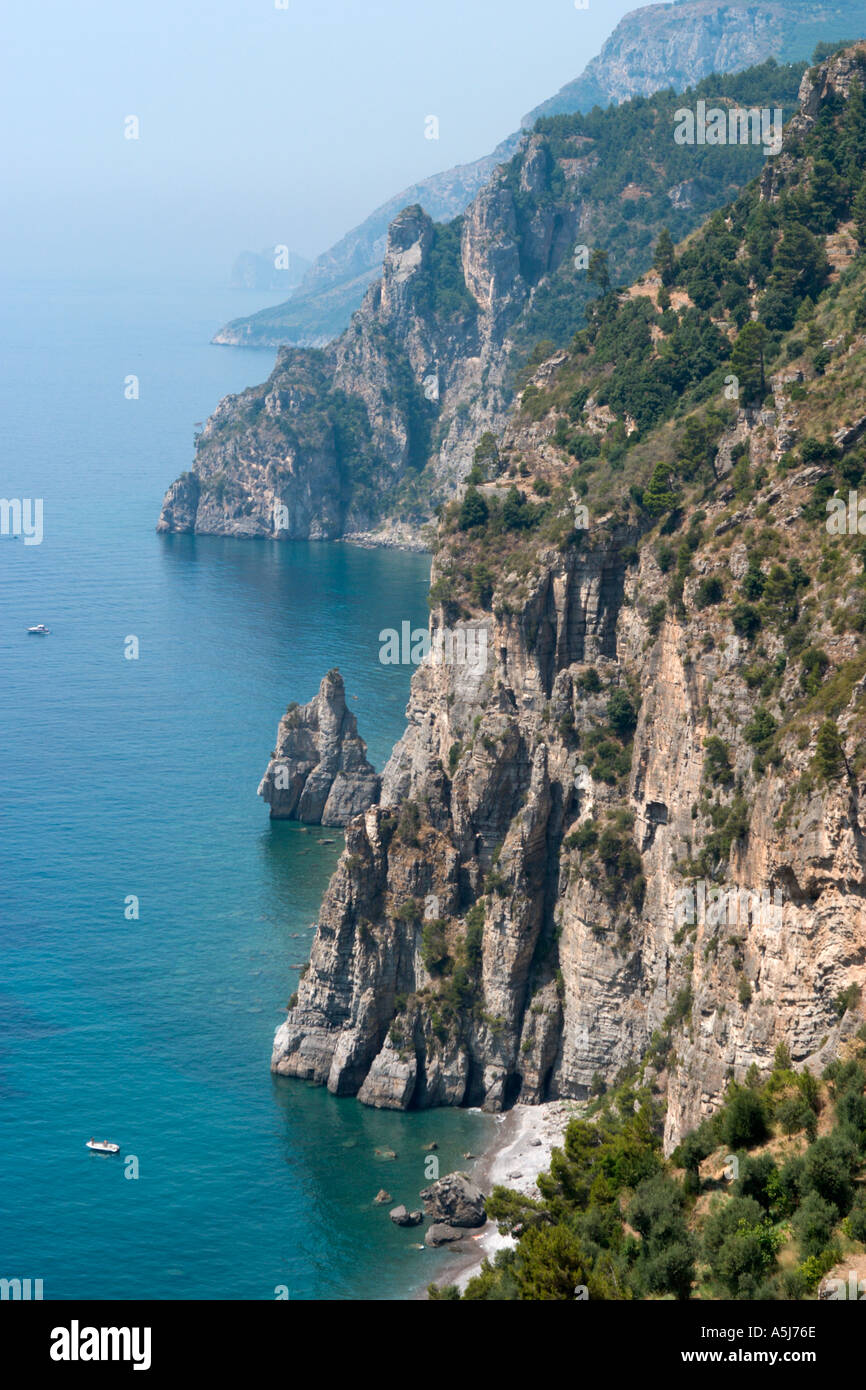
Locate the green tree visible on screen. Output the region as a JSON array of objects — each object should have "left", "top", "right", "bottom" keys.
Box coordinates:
[
  {"left": 606, "top": 689, "right": 638, "bottom": 738},
  {"left": 502, "top": 485, "right": 534, "bottom": 531},
  {"left": 703, "top": 736, "right": 734, "bottom": 788},
  {"left": 723, "top": 1089, "right": 768, "bottom": 1150},
  {"left": 730, "top": 322, "right": 768, "bottom": 406},
  {"left": 643, "top": 461, "right": 680, "bottom": 517},
  {"left": 744, "top": 706, "right": 777, "bottom": 750},
  {"left": 458, "top": 485, "right": 488, "bottom": 530},
  {"left": 588, "top": 247, "right": 611, "bottom": 295},
  {"left": 814, "top": 720, "right": 847, "bottom": 782},
  {"left": 512, "top": 1223, "right": 618, "bottom": 1301},
  {"left": 703, "top": 1195, "right": 779, "bottom": 1298},
  {"left": 732, "top": 603, "right": 762, "bottom": 640},
  {"left": 793, "top": 1192, "right": 838, "bottom": 1259},
  {"left": 653, "top": 228, "right": 678, "bottom": 287},
  {"left": 803, "top": 1135, "right": 856, "bottom": 1214}
]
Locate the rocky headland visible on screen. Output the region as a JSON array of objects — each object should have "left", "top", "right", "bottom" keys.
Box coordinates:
[{"left": 271, "top": 49, "right": 866, "bottom": 1152}]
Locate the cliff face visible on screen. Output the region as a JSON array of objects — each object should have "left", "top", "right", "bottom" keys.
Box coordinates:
[
  {"left": 258, "top": 670, "right": 379, "bottom": 826},
  {"left": 529, "top": 0, "right": 866, "bottom": 119},
  {"left": 159, "top": 61, "right": 804, "bottom": 545},
  {"left": 273, "top": 48, "right": 866, "bottom": 1148},
  {"left": 215, "top": 0, "right": 866, "bottom": 350},
  {"left": 213, "top": 135, "right": 522, "bottom": 350},
  {"left": 273, "top": 459, "right": 866, "bottom": 1148},
  {"left": 160, "top": 180, "right": 579, "bottom": 541}
]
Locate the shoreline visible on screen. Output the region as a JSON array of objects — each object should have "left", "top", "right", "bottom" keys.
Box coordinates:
[{"left": 418, "top": 1099, "right": 582, "bottom": 1297}]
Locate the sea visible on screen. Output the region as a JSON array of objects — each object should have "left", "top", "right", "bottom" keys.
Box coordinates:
[{"left": 0, "top": 272, "right": 491, "bottom": 1300}]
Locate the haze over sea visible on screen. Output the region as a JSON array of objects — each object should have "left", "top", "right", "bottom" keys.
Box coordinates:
[{"left": 0, "top": 272, "right": 489, "bottom": 1300}]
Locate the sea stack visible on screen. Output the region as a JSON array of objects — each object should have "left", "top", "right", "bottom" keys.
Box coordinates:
[{"left": 258, "top": 669, "right": 380, "bottom": 827}]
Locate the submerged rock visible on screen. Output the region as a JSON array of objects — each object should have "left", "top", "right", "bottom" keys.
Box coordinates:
[{"left": 257, "top": 669, "right": 379, "bottom": 827}]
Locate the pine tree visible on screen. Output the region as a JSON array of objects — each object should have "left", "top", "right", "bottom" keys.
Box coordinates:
[
  {"left": 653, "top": 228, "right": 677, "bottom": 286},
  {"left": 730, "top": 322, "right": 768, "bottom": 406},
  {"left": 643, "top": 462, "right": 680, "bottom": 517},
  {"left": 588, "top": 248, "right": 611, "bottom": 295},
  {"left": 458, "top": 485, "right": 488, "bottom": 530}
]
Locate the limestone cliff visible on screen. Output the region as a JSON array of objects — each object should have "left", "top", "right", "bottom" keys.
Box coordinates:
[
  {"left": 215, "top": 0, "right": 866, "bottom": 349},
  {"left": 530, "top": 0, "right": 866, "bottom": 119},
  {"left": 273, "top": 48, "right": 866, "bottom": 1149},
  {"left": 258, "top": 669, "right": 379, "bottom": 827},
  {"left": 159, "top": 61, "right": 804, "bottom": 545}
]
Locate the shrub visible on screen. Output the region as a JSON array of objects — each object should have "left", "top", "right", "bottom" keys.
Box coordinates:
[
  {"left": 502, "top": 486, "right": 537, "bottom": 531},
  {"left": 703, "top": 1195, "right": 780, "bottom": 1298},
  {"left": 564, "top": 822, "right": 598, "bottom": 853},
  {"left": 722, "top": 1089, "right": 768, "bottom": 1150},
  {"left": 695, "top": 576, "right": 724, "bottom": 608},
  {"left": 793, "top": 1192, "right": 838, "bottom": 1259},
  {"left": 732, "top": 603, "right": 762, "bottom": 640},
  {"left": 844, "top": 1190, "right": 866, "bottom": 1243},
  {"left": 703, "top": 736, "right": 734, "bottom": 788},
  {"left": 734, "top": 1154, "right": 777, "bottom": 1210},
  {"left": 421, "top": 919, "right": 450, "bottom": 974},
  {"left": 577, "top": 668, "right": 602, "bottom": 694},
  {"left": 802, "top": 1135, "right": 857, "bottom": 1214},
  {"left": 800, "top": 647, "right": 829, "bottom": 695},
  {"left": 606, "top": 689, "right": 638, "bottom": 738},
  {"left": 776, "top": 1096, "right": 816, "bottom": 1138},
  {"left": 834, "top": 982, "right": 861, "bottom": 1017},
  {"left": 397, "top": 800, "right": 422, "bottom": 845},
  {"left": 814, "top": 720, "right": 846, "bottom": 782},
  {"left": 744, "top": 706, "right": 777, "bottom": 749}
]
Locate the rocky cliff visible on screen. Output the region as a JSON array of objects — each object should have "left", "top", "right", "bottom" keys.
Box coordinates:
[
  {"left": 159, "top": 60, "right": 804, "bottom": 545},
  {"left": 258, "top": 669, "right": 379, "bottom": 826},
  {"left": 216, "top": 0, "right": 866, "bottom": 350},
  {"left": 530, "top": 0, "right": 866, "bottom": 119},
  {"left": 272, "top": 48, "right": 866, "bottom": 1149},
  {"left": 213, "top": 135, "right": 522, "bottom": 349}
]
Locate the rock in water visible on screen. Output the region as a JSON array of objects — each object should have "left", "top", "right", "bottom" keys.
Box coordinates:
[
  {"left": 257, "top": 669, "right": 379, "bottom": 827},
  {"left": 424, "top": 1223, "right": 471, "bottom": 1247},
  {"left": 420, "top": 1173, "right": 487, "bottom": 1228},
  {"left": 389, "top": 1205, "right": 424, "bottom": 1227}
]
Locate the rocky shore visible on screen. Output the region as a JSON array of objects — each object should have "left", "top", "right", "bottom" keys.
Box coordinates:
[{"left": 423, "top": 1100, "right": 580, "bottom": 1294}]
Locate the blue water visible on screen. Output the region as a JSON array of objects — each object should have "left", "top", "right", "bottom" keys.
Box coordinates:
[{"left": 0, "top": 276, "right": 490, "bottom": 1299}]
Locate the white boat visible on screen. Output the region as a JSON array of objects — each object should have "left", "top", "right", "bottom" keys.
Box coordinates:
[
  {"left": 27, "top": 624, "right": 50, "bottom": 635},
  {"left": 85, "top": 1138, "right": 120, "bottom": 1154}
]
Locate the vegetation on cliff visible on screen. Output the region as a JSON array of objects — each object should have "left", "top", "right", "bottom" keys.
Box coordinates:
[
  {"left": 273, "top": 52, "right": 866, "bottom": 1235},
  {"left": 160, "top": 59, "right": 809, "bottom": 541},
  {"left": 431, "top": 1028, "right": 866, "bottom": 1300}
]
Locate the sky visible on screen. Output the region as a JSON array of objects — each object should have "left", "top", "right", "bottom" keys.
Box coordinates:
[{"left": 1, "top": 0, "right": 643, "bottom": 284}]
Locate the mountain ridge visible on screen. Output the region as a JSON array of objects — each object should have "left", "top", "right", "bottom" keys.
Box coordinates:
[
  {"left": 272, "top": 45, "right": 866, "bottom": 1161},
  {"left": 159, "top": 60, "right": 806, "bottom": 546},
  {"left": 216, "top": 0, "right": 866, "bottom": 350}
]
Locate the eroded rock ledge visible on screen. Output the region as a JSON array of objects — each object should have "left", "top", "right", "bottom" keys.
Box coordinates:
[{"left": 258, "top": 669, "right": 379, "bottom": 827}]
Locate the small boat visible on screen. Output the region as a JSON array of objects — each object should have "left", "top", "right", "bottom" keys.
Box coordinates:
[
  {"left": 86, "top": 1138, "right": 120, "bottom": 1154},
  {"left": 27, "top": 624, "right": 50, "bottom": 635}
]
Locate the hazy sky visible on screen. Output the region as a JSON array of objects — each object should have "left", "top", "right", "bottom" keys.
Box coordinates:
[{"left": 2, "top": 0, "right": 644, "bottom": 283}]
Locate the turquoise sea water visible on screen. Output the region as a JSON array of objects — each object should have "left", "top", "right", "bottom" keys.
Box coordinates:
[{"left": 0, "top": 275, "right": 490, "bottom": 1300}]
